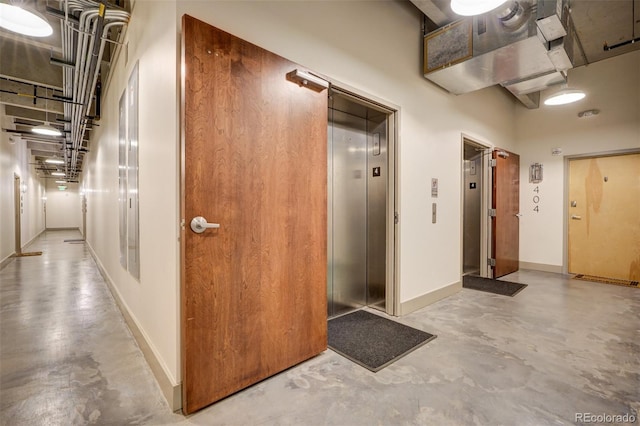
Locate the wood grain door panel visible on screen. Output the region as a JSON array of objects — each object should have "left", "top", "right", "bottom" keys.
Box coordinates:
[
  {"left": 181, "top": 15, "right": 327, "bottom": 414},
  {"left": 491, "top": 149, "right": 520, "bottom": 278},
  {"left": 568, "top": 153, "right": 640, "bottom": 280}
]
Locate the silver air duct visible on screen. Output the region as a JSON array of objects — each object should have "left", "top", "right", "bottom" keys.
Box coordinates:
[{"left": 420, "top": 0, "right": 574, "bottom": 108}]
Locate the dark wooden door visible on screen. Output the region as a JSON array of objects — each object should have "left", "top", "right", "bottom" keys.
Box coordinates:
[
  {"left": 181, "top": 15, "right": 328, "bottom": 414},
  {"left": 491, "top": 149, "right": 520, "bottom": 278}
]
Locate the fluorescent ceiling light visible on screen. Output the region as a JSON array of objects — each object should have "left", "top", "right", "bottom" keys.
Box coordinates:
[
  {"left": 451, "top": 0, "right": 508, "bottom": 16},
  {"left": 0, "top": 2, "right": 53, "bottom": 37},
  {"left": 51, "top": 171, "right": 65, "bottom": 176},
  {"left": 32, "top": 123, "right": 62, "bottom": 136},
  {"left": 543, "top": 88, "right": 586, "bottom": 106},
  {"left": 55, "top": 180, "right": 67, "bottom": 184},
  {"left": 45, "top": 157, "right": 64, "bottom": 164}
]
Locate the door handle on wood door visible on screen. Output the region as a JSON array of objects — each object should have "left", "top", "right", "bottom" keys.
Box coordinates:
[
  {"left": 515, "top": 213, "right": 523, "bottom": 218},
  {"left": 571, "top": 215, "right": 582, "bottom": 220},
  {"left": 190, "top": 216, "right": 220, "bottom": 233}
]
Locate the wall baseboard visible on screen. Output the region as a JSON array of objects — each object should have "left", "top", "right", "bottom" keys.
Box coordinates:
[
  {"left": 1, "top": 228, "right": 47, "bottom": 270},
  {"left": 519, "top": 261, "right": 563, "bottom": 274},
  {"left": 23, "top": 228, "right": 46, "bottom": 250},
  {"left": 400, "top": 281, "right": 461, "bottom": 316},
  {"left": 0, "top": 253, "right": 15, "bottom": 270},
  {"left": 45, "top": 227, "right": 81, "bottom": 231},
  {"left": 86, "top": 244, "right": 182, "bottom": 412}
]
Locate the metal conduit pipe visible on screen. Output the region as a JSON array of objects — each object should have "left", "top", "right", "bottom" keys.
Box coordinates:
[
  {"left": 70, "top": 14, "right": 128, "bottom": 173},
  {"left": 79, "top": 21, "right": 126, "bottom": 152},
  {"left": 63, "top": 0, "right": 130, "bottom": 178},
  {"left": 59, "top": 0, "right": 129, "bottom": 176},
  {"left": 72, "top": 12, "right": 98, "bottom": 148}
]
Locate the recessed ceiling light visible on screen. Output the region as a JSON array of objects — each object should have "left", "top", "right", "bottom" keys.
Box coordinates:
[
  {"left": 51, "top": 171, "right": 65, "bottom": 176},
  {"left": 450, "top": 0, "right": 508, "bottom": 16},
  {"left": 0, "top": 1, "right": 53, "bottom": 37},
  {"left": 55, "top": 180, "right": 67, "bottom": 184},
  {"left": 45, "top": 157, "right": 65, "bottom": 164}
]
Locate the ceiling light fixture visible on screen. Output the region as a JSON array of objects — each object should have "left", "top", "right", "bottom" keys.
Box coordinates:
[
  {"left": 32, "top": 88, "right": 62, "bottom": 136},
  {"left": 32, "top": 123, "right": 62, "bottom": 136},
  {"left": 55, "top": 180, "right": 67, "bottom": 184},
  {"left": 543, "top": 88, "right": 586, "bottom": 106},
  {"left": 0, "top": 0, "right": 53, "bottom": 37},
  {"left": 45, "top": 156, "right": 64, "bottom": 164},
  {"left": 51, "top": 171, "right": 65, "bottom": 176},
  {"left": 450, "top": 0, "right": 508, "bottom": 16}
]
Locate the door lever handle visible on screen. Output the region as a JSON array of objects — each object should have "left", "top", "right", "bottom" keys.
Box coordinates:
[
  {"left": 571, "top": 215, "right": 582, "bottom": 220},
  {"left": 190, "top": 216, "right": 220, "bottom": 234}
]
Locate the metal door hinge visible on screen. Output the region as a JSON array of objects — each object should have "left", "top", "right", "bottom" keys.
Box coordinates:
[
  {"left": 394, "top": 212, "right": 399, "bottom": 224},
  {"left": 488, "top": 209, "right": 497, "bottom": 217},
  {"left": 489, "top": 159, "right": 497, "bottom": 167},
  {"left": 487, "top": 258, "right": 496, "bottom": 266},
  {"left": 180, "top": 219, "right": 185, "bottom": 230}
]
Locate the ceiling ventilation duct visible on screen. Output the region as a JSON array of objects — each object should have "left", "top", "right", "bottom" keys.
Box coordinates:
[{"left": 420, "top": 0, "right": 575, "bottom": 108}]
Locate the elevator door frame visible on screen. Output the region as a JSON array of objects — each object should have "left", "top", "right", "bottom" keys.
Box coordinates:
[
  {"left": 460, "top": 136, "right": 492, "bottom": 279},
  {"left": 328, "top": 85, "right": 399, "bottom": 317}
]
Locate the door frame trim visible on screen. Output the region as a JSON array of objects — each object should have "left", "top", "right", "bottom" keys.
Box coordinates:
[
  {"left": 14, "top": 173, "right": 21, "bottom": 255},
  {"left": 562, "top": 148, "right": 640, "bottom": 274},
  {"left": 327, "top": 83, "right": 400, "bottom": 317},
  {"left": 460, "top": 135, "right": 494, "bottom": 280}
]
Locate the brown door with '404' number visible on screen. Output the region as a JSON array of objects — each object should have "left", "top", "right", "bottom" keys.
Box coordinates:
[
  {"left": 491, "top": 149, "right": 520, "bottom": 278},
  {"left": 181, "top": 15, "right": 328, "bottom": 414}
]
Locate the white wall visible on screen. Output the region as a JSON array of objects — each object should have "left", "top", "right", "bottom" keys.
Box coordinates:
[
  {"left": 82, "top": 0, "right": 180, "bottom": 385},
  {"left": 177, "top": 0, "right": 517, "bottom": 306},
  {"left": 516, "top": 50, "right": 640, "bottom": 269},
  {"left": 0, "top": 105, "right": 46, "bottom": 262},
  {"left": 45, "top": 181, "right": 81, "bottom": 229}
]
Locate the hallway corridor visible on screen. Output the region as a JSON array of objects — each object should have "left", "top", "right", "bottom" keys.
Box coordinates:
[
  {"left": 1, "top": 230, "right": 639, "bottom": 425},
  {"left": 0, "top": 230, "right": 180, "bottom": 424}
]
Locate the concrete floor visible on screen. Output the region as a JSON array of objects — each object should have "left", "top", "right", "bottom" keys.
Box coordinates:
[{"left": 1, "top": 230, "right": 638, "bottom": 425}]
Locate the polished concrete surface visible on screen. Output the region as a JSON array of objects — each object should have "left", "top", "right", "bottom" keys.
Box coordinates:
[{"left": 2, "top": 230, "right": 639, "bottom": 425}]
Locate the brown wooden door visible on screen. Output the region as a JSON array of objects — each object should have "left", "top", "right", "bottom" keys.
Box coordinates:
[
  {"left": 568, "top": 153, "right": 640, "bottom": 281},
  {"left": 491, "top": 149, "right": 520, "bottom": 278},
  {"left": 181, "top": 15, "right": 328, "bottom": 414}
]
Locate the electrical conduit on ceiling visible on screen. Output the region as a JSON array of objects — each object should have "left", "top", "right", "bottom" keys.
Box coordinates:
[{"left": 59, "top": 0, "right": 129, "bottom": 179}]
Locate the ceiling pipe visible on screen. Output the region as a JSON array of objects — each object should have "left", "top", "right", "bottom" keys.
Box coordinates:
[{"left": 58, "top": 0, "right": 129, "bottom": 179}]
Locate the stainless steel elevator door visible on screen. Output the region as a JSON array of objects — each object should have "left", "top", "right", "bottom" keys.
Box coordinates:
[
  {"left": 328, "top": 109, "right": 368, "bottom": 317},
  {"left": 366, "top": 117, "right": 387, "bottom": 311},
  {"left": 463, "top": 151, "right": 482, "bottom": 275},
  {"left": 328, "top": 93, "right": 388, "bottom": 318}
]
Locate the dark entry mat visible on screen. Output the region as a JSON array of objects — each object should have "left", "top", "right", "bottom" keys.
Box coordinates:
[
  {"left": 328, "top": 310, "right": 436, "bottom": 372},
  {"left": 462, "top": 275, "right": 527, "bottom": 297},
  {"left": 574, "top": 274, "right": 639, "bottom": 288}
]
